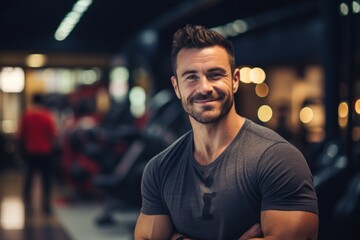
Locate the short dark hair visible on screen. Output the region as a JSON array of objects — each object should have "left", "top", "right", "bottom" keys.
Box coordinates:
[{"left": 171, "top": 24, "right": 235, "bottom": 76}]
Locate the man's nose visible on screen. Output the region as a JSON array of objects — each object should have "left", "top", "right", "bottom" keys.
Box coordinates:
[{"left": 198, "top": 76, "right": 213, "bottom": 94}]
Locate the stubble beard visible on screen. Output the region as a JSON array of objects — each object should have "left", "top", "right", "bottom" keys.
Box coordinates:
[{"left": 180, "top": 91, "right": 234, "bottom": 124}]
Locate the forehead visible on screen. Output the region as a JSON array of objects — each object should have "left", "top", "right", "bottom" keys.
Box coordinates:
[{"left": 176, "top": 46, "right": 230, "bottom": 73}]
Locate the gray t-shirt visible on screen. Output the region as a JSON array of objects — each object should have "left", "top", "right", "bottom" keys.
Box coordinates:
[{"left": 141, "top": 119, "right": 318, "bottom": 240}]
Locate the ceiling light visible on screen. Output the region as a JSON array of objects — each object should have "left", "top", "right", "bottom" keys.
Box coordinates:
[{"left": 54, "top": 0, "right": 93, "bottom": 41}]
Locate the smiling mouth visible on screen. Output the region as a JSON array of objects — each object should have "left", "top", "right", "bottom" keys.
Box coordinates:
[
  {"left": 190, "top": 98, "right": 219, "bottom": 107},
  {"left": 190, "top": 93, "right": 217, "bottom": 104},
  {"left": 193, "top": 98, "right": 216, "bottom": 104}
]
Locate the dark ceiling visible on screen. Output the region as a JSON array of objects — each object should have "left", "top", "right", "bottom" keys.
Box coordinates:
[{"left": 0, "top": 0, "right": 319, "bottom": 56}]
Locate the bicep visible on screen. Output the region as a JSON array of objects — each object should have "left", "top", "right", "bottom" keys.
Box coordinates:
[
  {"left": 134, "top": 213, "right": 173, "bottom": 240},
  {"left": 260, "top": 210, "right": 318, "bottom": 240}
]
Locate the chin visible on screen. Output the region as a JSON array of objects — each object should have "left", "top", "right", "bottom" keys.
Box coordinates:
[{"left": 194, "top": 113, "right": 223, "bottom": 124}]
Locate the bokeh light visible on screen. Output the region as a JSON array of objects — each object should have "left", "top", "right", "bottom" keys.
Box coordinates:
[
  {"left": 355, "top": 98, "right": 360, "bottom": 114},
  {"left": 129, "top": 86, "right": 146, "bottom": 117},
  {"left": 299, "top": 107, "right": 314, "bottom": 124},
  {"left": 239, "top": 67, "right": 251, "bottom": 83},
  {"left": 0, "top": 67, "right": 25, "bottom": 93},
  {"left": 249, "top": 67, "right": 266, "bottom": 84},
  {"left": 258, "top": 105, "right": 273, "bottom": 122},
  {"left": 255, "top": 83, "right": 269, "bottom": 97},
  {"left": 338, "top": 101, "right": 349, "bottom": 118}
]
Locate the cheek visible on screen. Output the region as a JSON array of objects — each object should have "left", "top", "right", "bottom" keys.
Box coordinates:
[
  {"left": 175, "top": 86, "right": 189, "bottom": 102},
  {"left": 224, "top": 79, "right": 233, "bottom": 88},
  {"left": 218, "top": 80, "right": 233, "bottom": 94},
  {"left": 178, "top": 85, "right": 193, "bottom": 99}
]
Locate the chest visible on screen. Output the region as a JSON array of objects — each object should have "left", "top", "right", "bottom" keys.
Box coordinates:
[{"left": 161, "top": 159, "right": 261, "bottom": 239}]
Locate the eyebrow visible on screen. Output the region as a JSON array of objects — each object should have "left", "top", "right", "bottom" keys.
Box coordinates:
[
  {"left": 208, "top": 67, "right": 226, "bottom": 74},
  {"left": 180, "top": 67, "right": 227, "bottom": 78},
  {"left": 180, "top": 69, "right": 198, "bottom": 78}
]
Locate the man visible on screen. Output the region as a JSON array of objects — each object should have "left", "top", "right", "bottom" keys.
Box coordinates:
[
  {"left": 134, "top": 25, "right": 318, "bottom": 240},
  {"left": 18, "top": 93, "right": 58, "bottom": 215}
]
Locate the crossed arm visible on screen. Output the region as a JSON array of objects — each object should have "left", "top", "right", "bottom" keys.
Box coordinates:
[
  {"left": 134, "top": 213, "right": 173, "bottom": 240},
  {"left": 134, "top": 210, "right": 318, "bottom": 240}
]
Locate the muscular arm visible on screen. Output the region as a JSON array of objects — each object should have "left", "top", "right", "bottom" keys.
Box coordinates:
[
  {"left": 134, "top": 213, "right": 174, "bottom": 240},
  {"left": 245, "top": 210, "right": 318, "bottom": 240}
]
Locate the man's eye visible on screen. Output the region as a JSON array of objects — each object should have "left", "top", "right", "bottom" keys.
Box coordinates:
[
  {"left": 208, "top": 72, "right": 223, "bottom": 79},
  {"left": 186, "top": 75, "right": 198, "bottom": 80}
]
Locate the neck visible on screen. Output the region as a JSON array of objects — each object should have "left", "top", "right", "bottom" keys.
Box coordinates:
[{"left": 191, "top": 111, "right": 244, "bottom": 165}]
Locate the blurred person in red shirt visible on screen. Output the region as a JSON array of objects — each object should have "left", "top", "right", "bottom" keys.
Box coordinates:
[{"left": 18, "top": 93, "right": 58, "bottom": 215}]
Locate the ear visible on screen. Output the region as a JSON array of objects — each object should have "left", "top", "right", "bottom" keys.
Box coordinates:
[
  {"left": 171, "top": 76, "right": 181, "bottom": 99},
  {"left": 232, "top": 68, "right": 240, "bottom": 93}
]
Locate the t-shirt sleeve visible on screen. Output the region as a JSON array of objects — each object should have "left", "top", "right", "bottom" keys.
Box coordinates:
[
  {"left": 141, "top": 157, "right": 169, "bottom": 215},
  {"left": 257, "top": 142, "right": 318, "bottom": 214}
]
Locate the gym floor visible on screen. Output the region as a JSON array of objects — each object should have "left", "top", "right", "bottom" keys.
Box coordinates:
[{"left": 0, "top": 168, "right": 139, "bottom": 240}]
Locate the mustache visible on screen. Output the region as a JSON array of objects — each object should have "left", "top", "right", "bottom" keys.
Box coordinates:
[
  {"left": 190, "top": 93, "right": 213, "bottom": 102},
  {"left": 189, "top": 91, "right": 225, "bottom": 103}
]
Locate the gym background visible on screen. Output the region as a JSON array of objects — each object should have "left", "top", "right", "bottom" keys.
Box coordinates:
[{"left": 0, "top": 0, "right": 359, "bottom": 239}]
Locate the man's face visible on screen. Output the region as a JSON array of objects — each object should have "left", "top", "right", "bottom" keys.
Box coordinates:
[{"left": 171, "top": 46, "right": 239, "bottom": 124}]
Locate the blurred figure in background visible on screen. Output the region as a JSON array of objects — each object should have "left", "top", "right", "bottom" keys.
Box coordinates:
[{"left": 18, "top": 93, "right": 58, "bottom": 215}]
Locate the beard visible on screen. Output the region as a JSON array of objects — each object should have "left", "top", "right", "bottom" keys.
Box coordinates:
[{"left": 180, "top": 90, "right": 234, "bottom": 124}]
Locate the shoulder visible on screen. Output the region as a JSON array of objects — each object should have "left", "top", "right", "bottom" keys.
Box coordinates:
[
  {"left": 242, "top": 119, "right": 287, "bottom": 144},
  {"left": 141, "top": 130, "right": 192, "bottom": 211},
  {"left": 144, "top": 130, "right": 192, "bottom": 173},
  {"left": 237, "top": 119, "right": 291, "bottom": 160},
  {"left": 245, "top": 120, "right": 304, "bottom": 158},
  {"left": 238, "top": 119, "right": 307, "bottom": 174}
]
